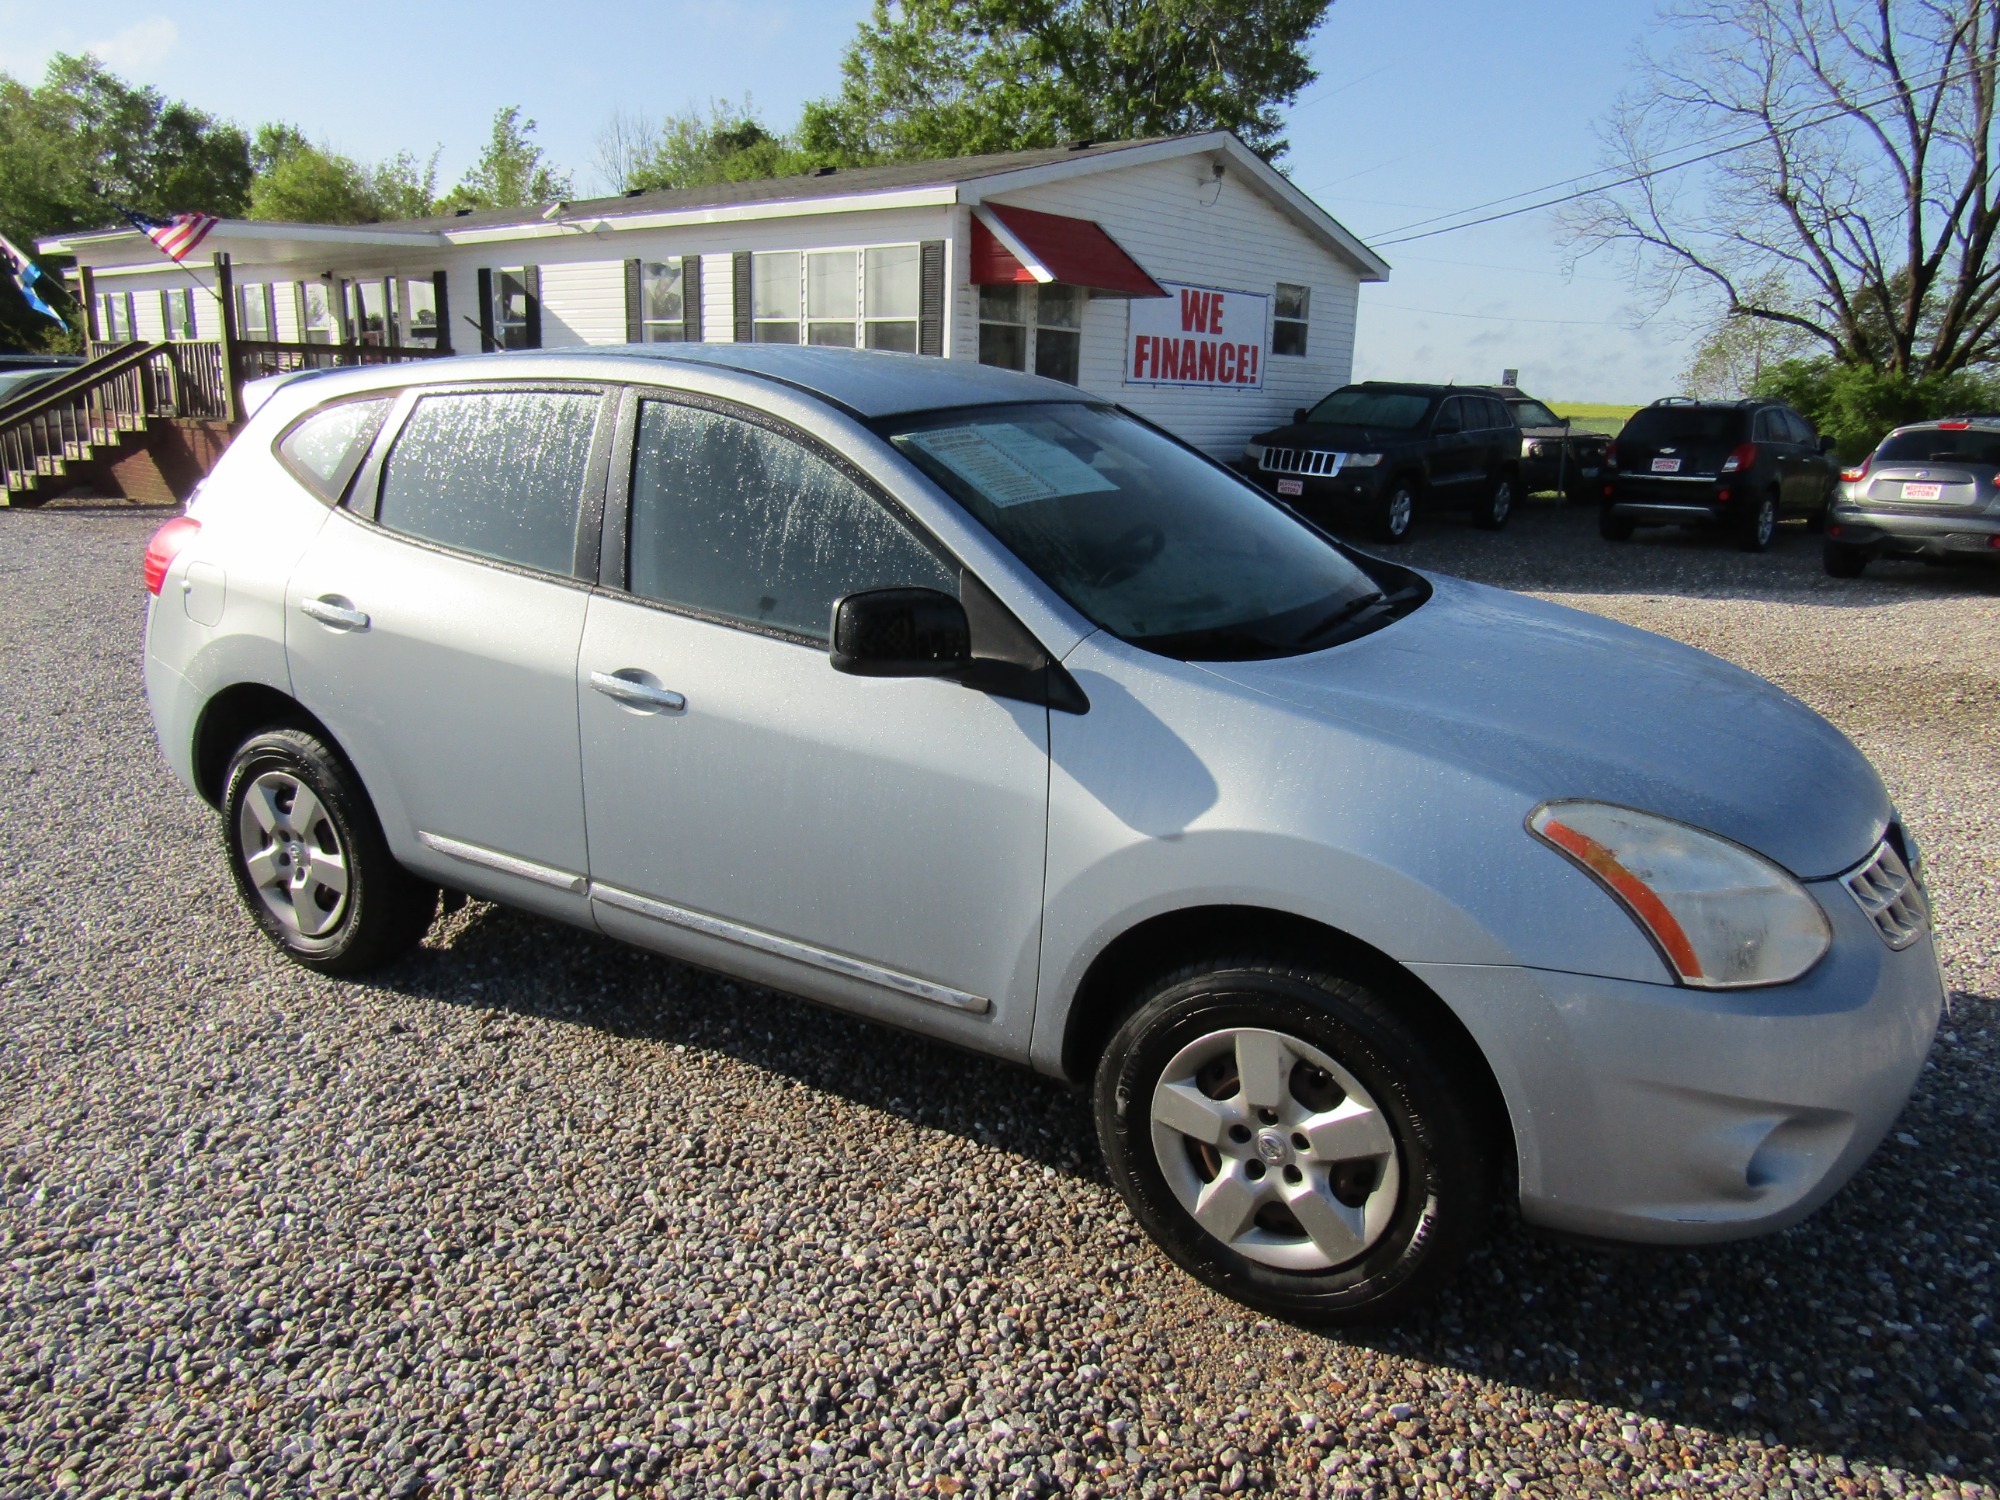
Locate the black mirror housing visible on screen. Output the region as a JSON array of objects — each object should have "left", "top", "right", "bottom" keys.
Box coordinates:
[
  {"left": 830, "top": 587, "right": 971, "bottom": 677},
  {"left": 1819, "top": 434, "right": 1837, "bottom": 454},
  {"left": 1293, "top": 407, "right": 1310, "bottom": 425}
]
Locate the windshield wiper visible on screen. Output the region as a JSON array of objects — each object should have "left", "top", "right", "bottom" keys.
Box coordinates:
[{"left": 1296, "top": 590, "right": 1387, "bottom": 645}]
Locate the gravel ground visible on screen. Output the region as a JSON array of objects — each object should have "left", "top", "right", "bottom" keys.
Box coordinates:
[{"left": 1, "top": 495, "right": 1995, "bottom": 1500}]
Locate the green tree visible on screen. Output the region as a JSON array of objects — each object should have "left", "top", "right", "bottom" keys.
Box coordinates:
[
  {"left": 801, "top": 0, "right": 1332, "bottom": 166},
  {"left": 247, "top": 124, "right": 440, "bottom": 223},
  {"left": 439, "top": 107, "right": 572, "bottom": 212},
  {"left": 1681, "top": 274, "right": 1816, "bottom": 398},
  {"left": 1755, "top": 359, "right": 2000, "bottom": 460},
  {"left": 595, "top": 98, "right": 811, "bottom": 194}
]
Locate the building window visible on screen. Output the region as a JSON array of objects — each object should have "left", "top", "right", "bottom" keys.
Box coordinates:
[
  {"left": 491, "top": 267, "right": 535, "bottom": 349},
  {"left": 640, "top": 259, "right": 686, "bottom": 342},
  {"left": 162, "top": 287, "right": 197, "bottom": 340},
  {"left": 978, "top": 284, "right": 1028, "bottom": 371},
  {"left": 299, "top": 283, "right": 339, "bottom": 344},
  {"left": 752, "top": 251, "right": 802, "bottom": 343},
  {"left": 237, "top": 283, "right": 273, "bottom": 340},
  {"left": 402, "top": 279, "right": 439, "bottom": 347},
  {"left": 352, "top": 280, "right": 392, "bottom": 346},
  {"left": 97, "top": 292, "right": 136, "bottom": 342},
  {"left": 753, "top": 245, "right": 923, "bottom": 348},
  {"left": 863, "top": 245, "right": 920, "bottom": 352},
  {"left": 1273, "top": 283, "right": 1310, "bottom": 357},
  {"left": 1035, "top": 285, "right": 1083, "bottom": 384}
]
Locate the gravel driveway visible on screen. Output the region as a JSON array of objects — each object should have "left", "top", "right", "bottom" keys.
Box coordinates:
[{"left": 2, "top": 497, "right": 1995, "bottom": 1500}]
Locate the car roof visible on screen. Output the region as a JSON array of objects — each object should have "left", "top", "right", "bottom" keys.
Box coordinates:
[
  {"left": 274, "top": 344, "right": 1098, "bottom": 421},
  {"left": 1347, "top": 381, "right": 1455, "bottom": 398}
]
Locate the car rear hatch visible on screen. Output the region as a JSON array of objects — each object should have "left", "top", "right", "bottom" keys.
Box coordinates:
[
  {"left": 1614, "top": 407, "right": 1745, "bottom": 491},
  {"left": 1854, "top": 427, "right": 2000, "bottom": 513}
]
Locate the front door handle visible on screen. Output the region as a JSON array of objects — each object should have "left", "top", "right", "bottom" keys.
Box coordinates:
[
  {"left": 590, "top": 670, "right": 686, "bottom": 713},
  {"left": 300, "top": 595, "right": 369, "bottom": 631}
]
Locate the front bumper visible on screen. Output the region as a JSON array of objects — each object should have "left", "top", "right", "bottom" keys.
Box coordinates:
[
  {"left": 1408, "top": 878, "right": 1943, "bottom": 1245},
  {"left": 1829, "top": 504, "right": 2000, "bottom": 558},
  {"left": 1235, "top": 461, "right": 1389, "bottom": 509}
]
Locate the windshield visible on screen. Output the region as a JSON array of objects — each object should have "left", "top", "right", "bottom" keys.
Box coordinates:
[
  {"left": 886, "top": 403, "right": 1390, "bottom": 659},
  {"left": 1619, "top": 407, "right": 1745, "bottom": 445},
  {"left": 1303, "top": 388, "right": 1433, "bottom": 430},
  {"left": 1511, "top": 400, "right": 1560, "bottom": 428},
  {"left": 1878, "top": 428, "right": 2000, "bottom": 465}
]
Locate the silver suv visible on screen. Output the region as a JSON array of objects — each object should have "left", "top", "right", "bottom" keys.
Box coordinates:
[{"left": 143, "top": 346, "right": 1942, "bottom": 1323}]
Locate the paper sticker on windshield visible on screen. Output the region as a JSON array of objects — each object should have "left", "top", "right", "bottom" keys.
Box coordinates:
[{"left": 901, "top": 424, "right": 1119, "bottom": 507}]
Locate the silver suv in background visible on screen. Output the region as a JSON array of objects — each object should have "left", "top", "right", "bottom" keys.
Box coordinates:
[
  {"left": 142, "top": 346, "right": 1942, "bottom": 1324},
  {"left": 1825, "top": 415, "right": 2000, "bottom": 575}
]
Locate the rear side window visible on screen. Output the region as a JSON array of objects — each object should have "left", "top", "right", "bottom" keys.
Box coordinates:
[
  {"left": 276, "top": 398, "right": 390, "bottom": 503},
  {"left": 375, "top": 390, "right": 599, "bottom": 575},
  {"left": 1783, "top": 411, "right": 1816, "bottom": 445},
  {"left": 627, "top": 400, "right": 954, "bottom": 642},
  {"left": 1620, "top": 407, "right": 1745, "bottom": 445}
]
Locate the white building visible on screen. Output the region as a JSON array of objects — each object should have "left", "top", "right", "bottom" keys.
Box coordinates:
[{"left": 41, "top": 131, "right": 1388, "bottom": 457}]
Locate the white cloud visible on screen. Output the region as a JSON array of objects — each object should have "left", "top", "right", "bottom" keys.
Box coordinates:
[{"left": 90, "top": 16, "right": 178, "bottom": 73}]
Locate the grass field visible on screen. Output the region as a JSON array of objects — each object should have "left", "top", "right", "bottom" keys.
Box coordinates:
[{"left": 1549, "top": 401, "right": 1641, "bottom": 435}]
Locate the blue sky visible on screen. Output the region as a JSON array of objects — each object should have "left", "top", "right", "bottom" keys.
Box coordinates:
[{"left": 0, "top": 0, "right": 1696, "bottom": 401}]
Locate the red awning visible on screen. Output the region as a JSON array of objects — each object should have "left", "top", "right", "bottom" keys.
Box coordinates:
[{"left": 970, "top": 204, "right": 1167, "bottom": 298}]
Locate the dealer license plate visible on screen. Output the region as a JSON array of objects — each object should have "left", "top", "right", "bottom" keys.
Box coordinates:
[
  {"left": 1901, "top": 481, "right": 1943, "bottom": 500},
  {"left": 1651, "top": 457, "right": 1682, "bottom": 473},
  {"left": 1276, "top": 478, "right": 1303, "bottom": 496}
]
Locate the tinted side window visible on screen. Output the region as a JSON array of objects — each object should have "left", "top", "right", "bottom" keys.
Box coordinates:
[
  {"left": 628, "top": 401, "right": 955, "bottom": 642},
  {"left": 376, "top": 390, "right": 599, "bottom": 574},
  {"left": 1784, "top": 411, "right": 1816, "bottom": 445},
  {"left": 1432, "top": 399, "right": 1462, "bottom": 435},
  {"left": 1754, "top": 409, "right": 1784, "bottom": 443},
  {"left": 277, "top": 398, "right": 390, "bottom": 503}
]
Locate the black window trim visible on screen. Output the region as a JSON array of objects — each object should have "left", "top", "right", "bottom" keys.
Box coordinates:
[
  {"left": 342, "top": 379, "right": 619, "bottom": 587},
  {"left": 271, "top": 392, "right": 396, "bottom": 507},
  {"left": 600, "top": 383, "right": 966, "bottom": 651}
]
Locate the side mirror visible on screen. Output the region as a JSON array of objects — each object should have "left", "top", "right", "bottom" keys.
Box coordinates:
[
  {"left": 830, "top": 587, "right": 970, "bottom": 678},
  {"left": 1294, "top": 407, "right": 1310, "bottom": 425},
  {"left": 1560, "top": 415, "right": 1573, "bottom": 428},
  {"left": 1818, "top": 434, "right": 1836, "bottom": 454}
]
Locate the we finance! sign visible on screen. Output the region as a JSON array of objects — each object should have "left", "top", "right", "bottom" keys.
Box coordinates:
[{"left": 1127, "top": 282, "right": 1270, "bottom": 390}]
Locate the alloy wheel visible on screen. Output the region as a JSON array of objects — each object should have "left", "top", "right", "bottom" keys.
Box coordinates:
[
  {"left": 1387, "top": 489, "right": 1414, "bottom": 537},
  {"left": 1149, "top": 1026, "right": 1402, "bottom": 1272},
  {"left": 236, "top": 770, "right": 350, "bottom": 938}
]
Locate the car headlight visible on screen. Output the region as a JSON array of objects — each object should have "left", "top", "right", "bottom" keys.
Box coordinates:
[
  {"left": 1524, "top": 440, "right": 1543, "bottom": 457},
  {"left": 1528, "top": 800, "right": 1831, "bottom": 988},
  {"left": 1243, "top": 442, "right": 1266, "bottom": 466},
  {"left": 1343, "top": 452, "right": 1384, "bottom": 467}
]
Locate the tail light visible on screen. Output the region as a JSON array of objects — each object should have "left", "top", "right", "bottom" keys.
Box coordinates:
[
  {"left": 1841, "top": 454, "right": 1872, "bottom": 483},
  {"left": 1720, "top": 442, "right": 1758, "bottom": 473},
  {"left": 144, "top": 515, "right": 201, "bottom": 595},
  {"left": 1605, "top": 440, "right": 1618, "bottom": 469}
]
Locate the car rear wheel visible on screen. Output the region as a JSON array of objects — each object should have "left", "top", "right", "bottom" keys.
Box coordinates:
[
  {"left": 1094, "top": 956, "right": 1495, "bottom": 1324},
  {"left": 223, "top": 728, "right": 437, "bottom": 974},
  {"left": 1740, "top": 493, "right": 1779, "bottom": 552},
  {"left": 1599, "top": 508, "right": 1635, "bottom": 542},
  {"left": 1823, "top": 540, "right": 1870, "bottom": 578},
  {"left": 1472, "top": 472, "right": 1515, "bottom": 530},
  {"left": 1373, "top": 483, "right": 1416, "bottom": 544}
]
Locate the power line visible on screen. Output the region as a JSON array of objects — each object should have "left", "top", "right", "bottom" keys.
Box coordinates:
[
  {"left": 1368, "top": 61, "right": 1977, "bottom": 248},
  {"left": 1365, "top": 300, "right": 1633, "bottom": 328}
]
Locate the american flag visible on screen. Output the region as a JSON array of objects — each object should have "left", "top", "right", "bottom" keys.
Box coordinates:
[{"left": 118, "top": 208, "right": 219, "bottom": 263}]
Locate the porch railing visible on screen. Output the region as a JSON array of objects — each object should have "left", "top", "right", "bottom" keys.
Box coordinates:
[
  {"left": 232, "top": 340, "right": 452, "bottom": 383},
  {"left": 83, "top": 340, "right": 233, "bottom": 422}
]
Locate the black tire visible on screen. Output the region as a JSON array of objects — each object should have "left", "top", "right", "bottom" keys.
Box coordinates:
[
  {"left": 1472, "top": 471, "right": 1515, "bottom": 531},
  {"left": 222, "top": 728, "right": 437, "bottom": 974},
  {"left": 1094, "top": 956, "right": 1496, "bottom": 1325},
  {"left": 1599, "top": 507, "right": 1635, "bottom": 542},
  {"left": 1373, "top": 482, "right": 1417, "bottom": 544},
  {"left": 1739, "top": 492, "right": 1779, "bottom": 552},
  {"left": 1822, "top": 540, "right": 1869, "bottom": 578}
]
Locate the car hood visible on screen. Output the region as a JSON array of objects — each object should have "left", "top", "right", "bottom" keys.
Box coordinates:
[
  {"left": 1251, "top": 422, "right": 1419, "bottom": 451},
  {"left": 1198, "top": 573, "right": 1888, "bottom": 879}
]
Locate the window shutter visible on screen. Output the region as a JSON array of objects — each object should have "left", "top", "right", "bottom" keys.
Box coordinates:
[
  {"left": 682, "top": 256, "right": 703, "bottom": 343},
  {"left": 624, "top": 259, "right": 643, "bottom": 343},
  {"left": 523, "top": 266, "right": 542, "bottom": 349},
  {"left": 732, "top": 251, "right": 752, "bottom": 342},
  {"left": 477, "top": 268, "right": 495, "bottom": 352},
  {"left": 919, "top": 240, "right": 945, "bottom": 357},
  {"left": 432, "top": 270, "right": 452, "bottom": 353}
]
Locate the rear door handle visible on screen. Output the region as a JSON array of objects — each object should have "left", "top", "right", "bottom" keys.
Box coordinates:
[
  {"left": 590, "top": 670, "right": 686, "bottom": 713},
  {"left": 300, "top": 595, "right": 369, "bottom": 631}
]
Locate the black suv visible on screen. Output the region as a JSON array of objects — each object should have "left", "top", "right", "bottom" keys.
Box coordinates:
[
  {"left": 1474, "top": 385, "right": 1610, "bottom": 500},
  {"left": 1241, "top": 383, "right": 1523, "bottom": 542},
  {"left": 1601, "top": 397, "right": 1839, "bottom": 551},
  {"left": 1824, "top": 416, "right": 2000, "bottom": 576}
]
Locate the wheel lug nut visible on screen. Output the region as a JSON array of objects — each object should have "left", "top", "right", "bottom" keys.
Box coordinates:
[{"left": 1228, "top": 1124, "right": 1251, "bottom": 1144}]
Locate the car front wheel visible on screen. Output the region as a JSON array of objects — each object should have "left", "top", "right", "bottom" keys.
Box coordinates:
[
  {"left": 1373, "top": 483, "right": 1416, "bottom": 544},
  {"left": 1094, "top": 957, "right": 1495, "bottom": 1324},
  {"left": 223, "top": 728, "right": 437, "bottom": 974}
]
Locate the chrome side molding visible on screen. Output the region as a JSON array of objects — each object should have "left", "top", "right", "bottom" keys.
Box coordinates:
[
  {"left": 589, "top": 882, "right": 992, "bottom": 1015},
  {"left": 416, "top": 831, "right": 588, "bottom": 894}
]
